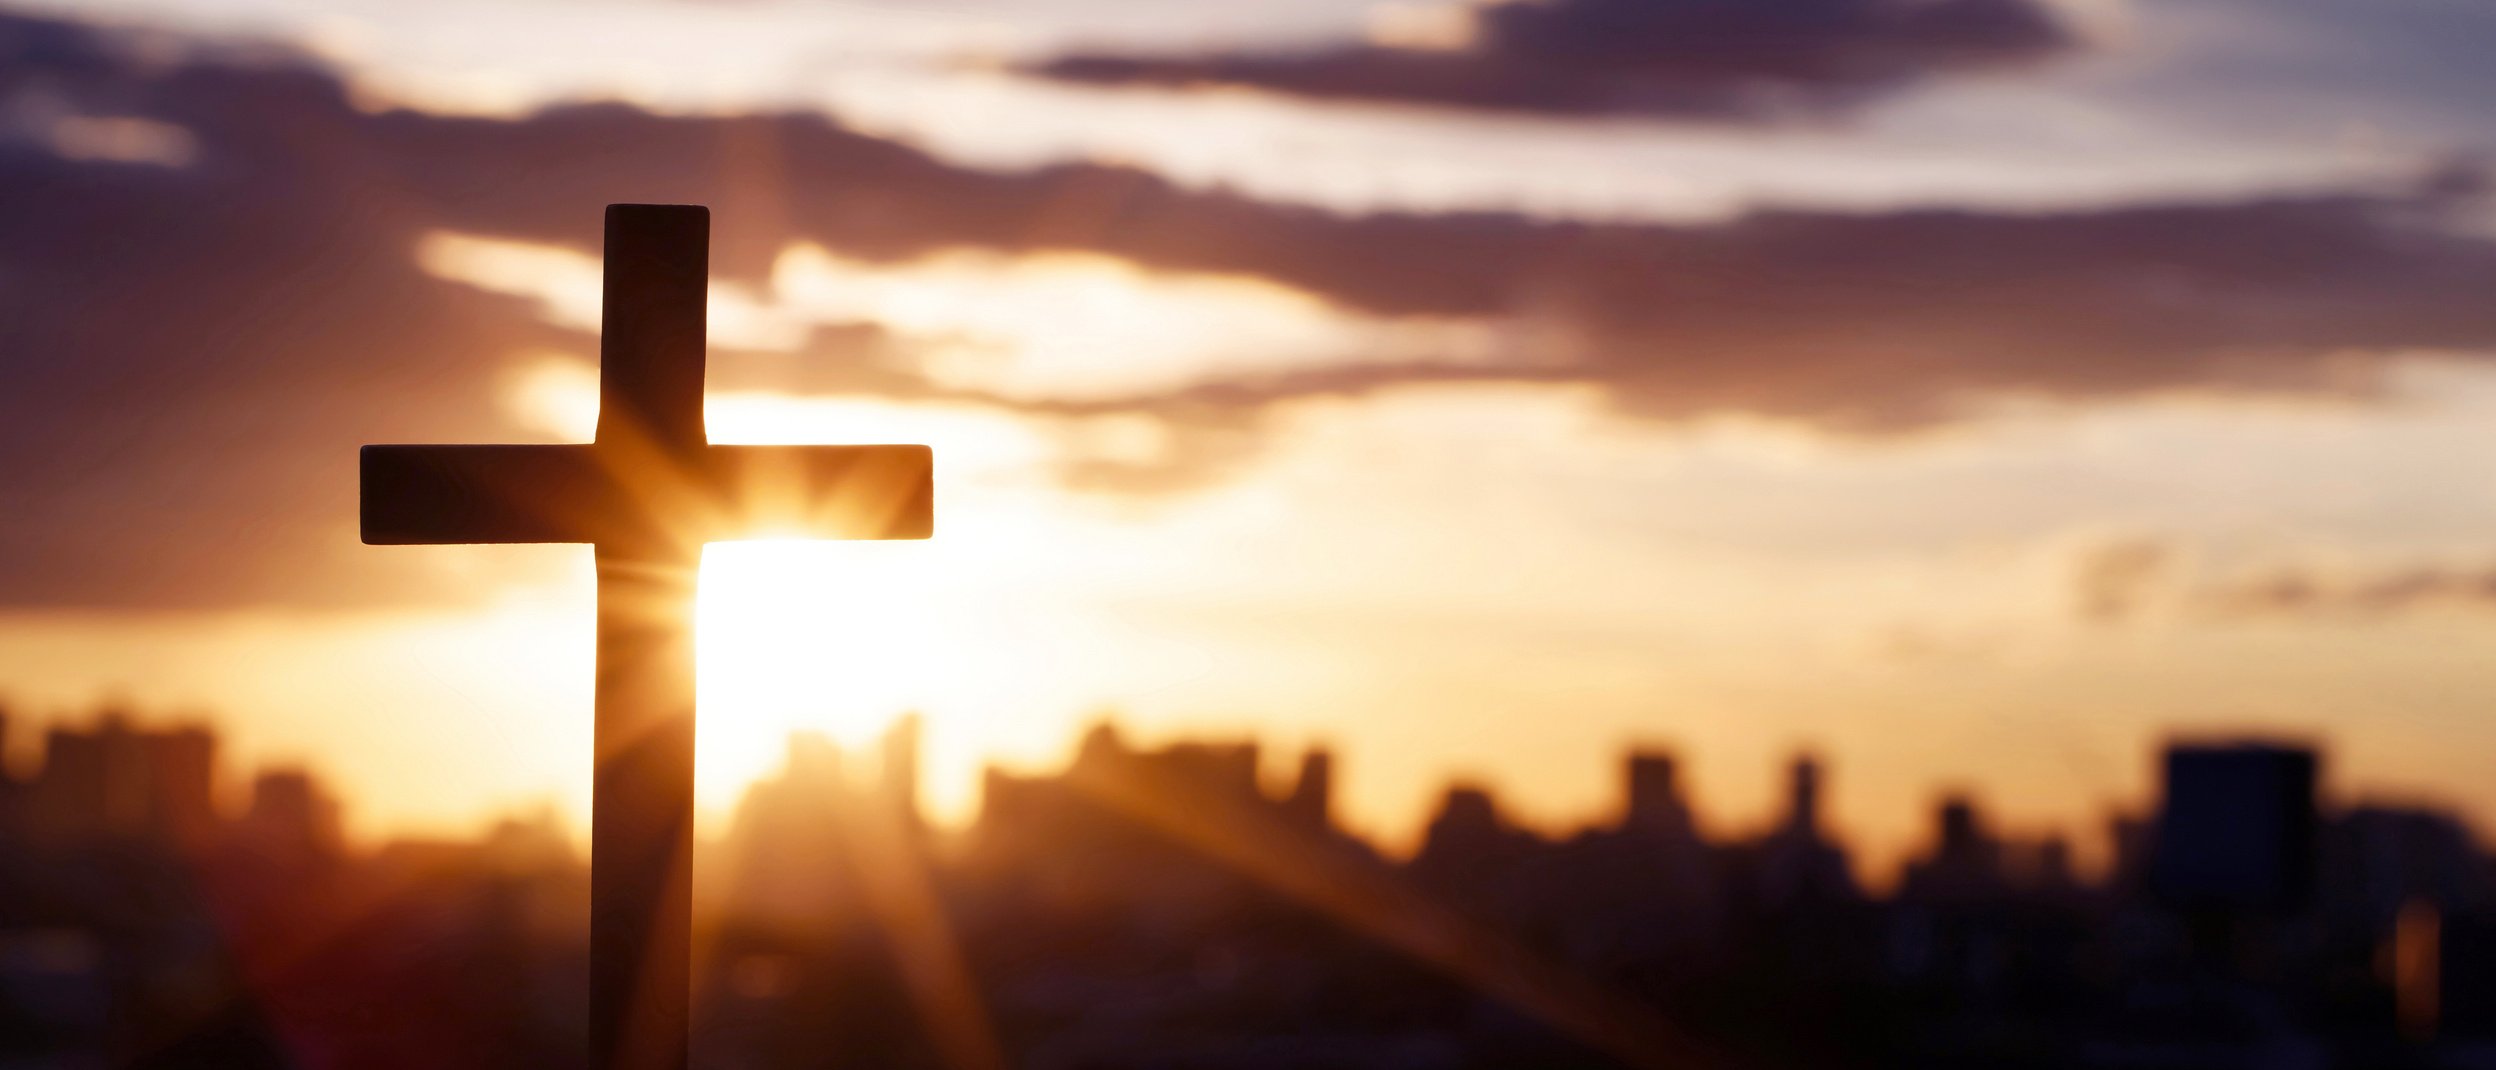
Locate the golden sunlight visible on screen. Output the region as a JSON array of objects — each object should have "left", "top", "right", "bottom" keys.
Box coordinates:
[
  {"left": 489, "top": 359, "right": 1161, "bottom": 822},
  {"left": 694, "top": 541, "right": 945, "bottom": 806}
]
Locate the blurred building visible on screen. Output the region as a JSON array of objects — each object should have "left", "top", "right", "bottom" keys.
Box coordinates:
[
  {"left": 26, "top": 712, "right": 219, "bottom": 848},
  {"left": 234, "top": 766, "right": 342, "bottom": 864},
  {"left": 2151, "top": 741, "right": 2319, "bottom": 911},
  {"left": 1756, "top": 754, "right": 1856, "bottom": 907},
  {"left": 1900, "top": 793, "right": 2006, "bottom": 905}
]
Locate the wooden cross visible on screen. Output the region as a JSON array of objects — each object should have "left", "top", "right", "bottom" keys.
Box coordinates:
[{"left": 360, "top": 204, "right": 933, "bottom": 1070}]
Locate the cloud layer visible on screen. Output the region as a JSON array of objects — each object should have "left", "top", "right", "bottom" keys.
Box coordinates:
[
  {"left": 2067, "top": 537, "right": 2496, "bottom": 622},
  {"left": 7, "top": 8, "right": 2496, "bottom": 608},
  {"left": 2210, "top": 561, "right": 2496, "bottom": 617},
  {"left": 1036, "top": 0, "right": 2075, "bottom": 119}
]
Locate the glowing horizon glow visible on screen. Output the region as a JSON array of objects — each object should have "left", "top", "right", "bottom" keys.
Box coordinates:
[
  {"left": 493, "top": 355, "right": 1179, "bottom": 829},
  {"left": 454, "top": 334, "right": 2496, "bottom": 883},
  {"left": 694, "top": 540, "right": 941, "bottom": 806}
]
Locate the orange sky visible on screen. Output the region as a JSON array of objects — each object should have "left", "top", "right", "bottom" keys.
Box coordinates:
[{"left": 7, "top": 0, "right": 2496, "bottom": 882}]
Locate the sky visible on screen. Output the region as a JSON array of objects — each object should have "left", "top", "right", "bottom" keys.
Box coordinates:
[{"left": 5, "top": 0, "right": 2496, "bottom": 877}]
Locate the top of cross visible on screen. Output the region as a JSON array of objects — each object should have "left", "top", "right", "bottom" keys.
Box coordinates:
[
  {"left": 359, "top": 204, "right": 933, "bottom": 555},
  {"left": 596, "top": 204, "right": 712, "bottom": 454}
]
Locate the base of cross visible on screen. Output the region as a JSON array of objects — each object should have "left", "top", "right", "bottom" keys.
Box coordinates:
[{"left": 590, "top": 546, "right": 697, "bottom": 1070}]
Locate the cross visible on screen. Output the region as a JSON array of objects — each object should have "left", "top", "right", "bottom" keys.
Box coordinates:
[{"left": 360, "top": 204, "right": 933, "bottom": 1070}]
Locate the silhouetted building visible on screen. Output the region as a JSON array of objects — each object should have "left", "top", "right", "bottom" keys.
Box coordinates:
[
  {"left": 1786, "top": 755, "right": 1822, "bottom": 839},
  {"left": 2327, "top": 804, "right": 2480, "bottom": 926},
  {"left": 2021, "top": 834, "right": 2077, "bottom": 894},
  {"left": 26, "top": 713, "right": 218, "bottom": 847},
  {"left": 145, "top": 724, "right": 216, "bottom": 849},
  {"left": 1900, "top": 793, "right": 2005, "bottom": 904},
  {"left": 1284, "top": 747, "right": 1332, "bottom": 830},
  {"left": 237, "top": 766, "right": 340, "bottom": 864},
  {"left": 2152, "top": 741, "right": 2319, "bottom": 911},
  {"left": 719, "top": 733, "right": 857, "bottom": 933},
  {"left": 2107, "top": 812, "right": 2154, "bottom": 892},
  {"left": 1413, "top": 783, "right": 1523, "bottom": 889},
  {"left": 1758, "top": 754, "right": 1856, "bottom": 906},
  {"left": 1622, "top": 750, "right": 1696, "bottom": 842},
  {"left": 1153, "top": 740, "right": 1262, "bottom": 801},
  {"left": 9, "top": 702, "right": 2496, "bottom": 1070}
]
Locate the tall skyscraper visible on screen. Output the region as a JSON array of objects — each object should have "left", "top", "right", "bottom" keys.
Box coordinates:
[
  {"left": 1786, "top": 755, "right": 1823, "bottom": 840},
  {"left": 2152, "top": 741, "right": 2319, "bottom": 911},
  {"left": 1761, "top": 753, "right": 1855, "bottom": 904}
]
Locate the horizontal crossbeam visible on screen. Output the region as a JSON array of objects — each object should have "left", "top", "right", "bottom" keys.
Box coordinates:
[{"left": 361, "top": 443, "right": 933, "bottom": 547}]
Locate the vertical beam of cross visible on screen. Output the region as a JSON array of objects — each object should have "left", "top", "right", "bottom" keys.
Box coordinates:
[
  {"left": 590, "top": 205, "right": 706, "bottom": 1070},
  {"left": 360, "top": 204, "right": 934, "bottom": 1070}
]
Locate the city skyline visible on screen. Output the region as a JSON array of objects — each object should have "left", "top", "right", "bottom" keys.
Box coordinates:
[
  {"left": 0, "top": 696, "right": 2423, "bottom": 890},
  {"left": 0, "top": 694, "right": 2478, "bottom": 1066}
]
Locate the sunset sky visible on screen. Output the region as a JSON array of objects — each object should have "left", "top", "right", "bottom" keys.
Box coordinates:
[{"left": 5, "top": 0, "right": 2496, "bottom": 876}]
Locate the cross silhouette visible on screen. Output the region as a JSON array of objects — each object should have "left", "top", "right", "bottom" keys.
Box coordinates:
[{"left": 360, "top": 204, "right": 933, "bottom": 1070}]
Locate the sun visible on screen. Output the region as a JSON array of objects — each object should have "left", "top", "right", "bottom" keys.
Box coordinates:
[{"left": 693, "top": 539, "right": 945, "bottom": 809}]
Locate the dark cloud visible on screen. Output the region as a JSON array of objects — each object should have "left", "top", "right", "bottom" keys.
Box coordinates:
[
  {"left": 0, "top": 21, "right": 566, "bottom": 609},
  {"left": 2206, "top": 562, "right": 2496, "bottom": 618},
  {"left": 7, "top": 8, "right": 2496, "bottom": 609},
  {"left": 2130, "top": 0, "right": 2496, "bottom": 148},
  {"left": 1053, "top": 180, "right": 2496, "bottom": 433},
  {"left": 1034, "top": 0, "right": 2074, "bottom": 119}
]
